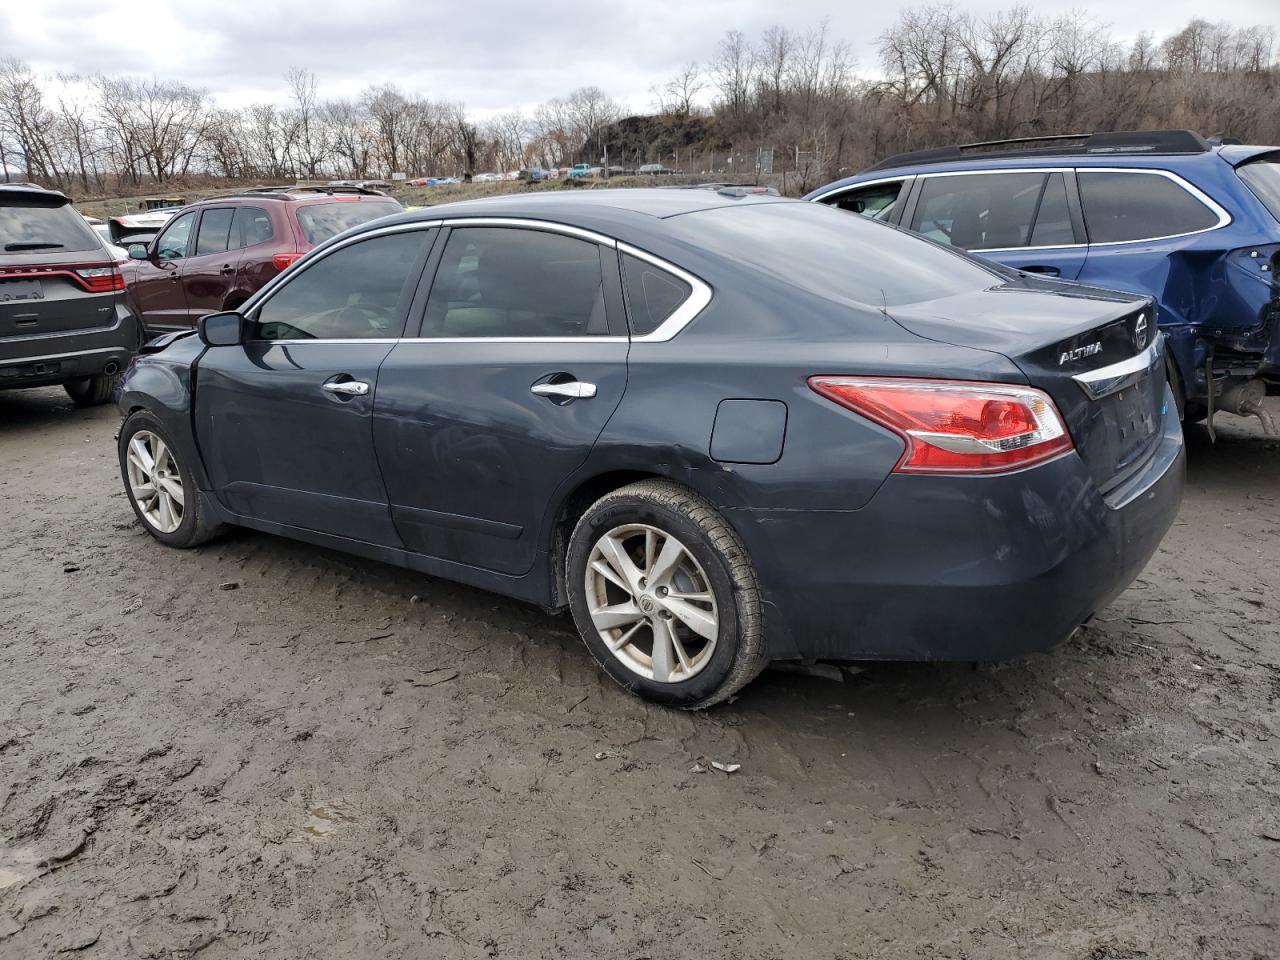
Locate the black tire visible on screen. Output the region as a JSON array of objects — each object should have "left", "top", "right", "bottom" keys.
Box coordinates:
[
  {"left": 64, "top": 373, "right": 116, "bottom": 407},
  {"left": 118, "top": 410, "right": 224, "bottom": 548},
  {"left": 566, "top": 479, "right": 767, "bottom": 709}
]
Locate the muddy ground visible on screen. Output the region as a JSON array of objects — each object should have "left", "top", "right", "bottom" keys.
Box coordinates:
[{"left": 1, "top": 388, "right": 1277, "bottom": 960}]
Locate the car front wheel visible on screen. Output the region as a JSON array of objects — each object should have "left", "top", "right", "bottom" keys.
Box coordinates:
[
  {"left": 118, "top": 411, "right": 223, "bottom": 548},
  {"left": 566, "top": 480, "right": 767, "bottom": 709}
]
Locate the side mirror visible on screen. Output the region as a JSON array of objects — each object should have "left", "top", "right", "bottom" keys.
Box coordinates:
[
  {"left": 198, "top": 310, "right": 246, "bottom": 347},
  {"left": 127, "top": 242, "right": 150, "bottom": 260}
]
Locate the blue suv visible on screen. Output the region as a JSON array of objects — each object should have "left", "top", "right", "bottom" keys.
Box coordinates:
[{"left": 806, "top": 130, "right": 1280, "bottom": 430}]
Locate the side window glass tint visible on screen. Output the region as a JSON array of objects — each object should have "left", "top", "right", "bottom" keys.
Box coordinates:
[
  {"left": 1029, "top": 173, "right": 1075, "bottom": 247},
  {"left": 156, "top": 212, "right": 195, "bottom": 260},
  {"left": 194, "top": 208, "right": 234, "bottom": 256},
  {"left": 253, "top": 232, "right": 426, "bottom": 341},
  {"left": 1079, "top": 171, "right": 1220, "bottom": 243},
  {"left": 910, "top": 173, "right": 1046, "bottom": 250},
  {"left": 622, "top": 253, "right": 691, "bottom": 336},
  {"left": 233, "top": 206, "right": 274, "bottom": 248},
  {"left": 829, "top": 182, "right": 903, "bottom": 221},
  {"left": 422, "top": 228, "right": 608, "bottom": 338}
]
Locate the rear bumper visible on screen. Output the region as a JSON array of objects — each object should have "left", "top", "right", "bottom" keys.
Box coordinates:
[
  {"left": 0, "top": 309, "right": 140, "bottom": 389},
  {"left": 741, "top": 391, "right": 1186, "bottom": 661}
]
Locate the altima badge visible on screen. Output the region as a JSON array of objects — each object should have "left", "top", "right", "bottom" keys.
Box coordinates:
[{"left": 1059, "top": 342, "right": 1102, "bottom": 365}]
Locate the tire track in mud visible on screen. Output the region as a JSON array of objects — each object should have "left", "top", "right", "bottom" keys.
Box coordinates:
[{"left": 1, "top": 388, "right": 1277, "bottom": 959}]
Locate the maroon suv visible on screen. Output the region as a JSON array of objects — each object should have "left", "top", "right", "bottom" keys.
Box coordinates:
[{"left": 123, "top": 187, "right": 402, "bottom": 333}]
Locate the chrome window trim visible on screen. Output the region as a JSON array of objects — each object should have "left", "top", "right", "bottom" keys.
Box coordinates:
[
  {"left": 617, "top": 242, "right": 713, "bottom": 343},
  {"left": 240, "top": 216, "right": 712, "bottom": 345},
  {"left": 1072, "top": 334, "right": 1164, "bottom": 399},
  {"left": 807, "top": 174, "right": 915, "bottom": 205},
  {"left": 823, "top": 165, "right": 1232, "bottom": 251}
]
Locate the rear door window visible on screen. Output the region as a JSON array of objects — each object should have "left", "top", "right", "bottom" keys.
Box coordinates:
[
  {"left": 194, "top": 208, "right": 235, "bottom": 256},
  {"left": 825, "top": 181, "right": 906, "bottom": 222},
  {"left": 1, "top": 198, "right": 102, "bottom": 254},
  {"left": 621, "top": 253, "right": 692, "bottom": 336},
  {"left": 911, "top": 172, "right": 1047, "bottom": 250},
  {"left": 233, "top": 206, "right": 273, "bottom": 248},
  {"left": 1078, "top": 171, "right": 1221, "bottom": 243},
  {"left": 253, "top": 231, "right": 428, "bottom": 341},
  {"left": 421, "top": 227, "right": 609, "bottom": 338},
  {"left": 294, "top": 200, "right": 402, "bottom": 246}
]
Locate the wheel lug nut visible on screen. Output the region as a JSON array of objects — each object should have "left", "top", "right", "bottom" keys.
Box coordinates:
[{"left": 657, "top": 586, "right": 668, "bottom": 596}]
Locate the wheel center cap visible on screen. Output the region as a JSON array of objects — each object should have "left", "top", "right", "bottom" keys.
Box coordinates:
[{"left": 639, "top": 595, "right": 657, "bottom": 615}]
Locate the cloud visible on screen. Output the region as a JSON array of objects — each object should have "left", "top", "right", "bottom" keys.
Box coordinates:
[{"left": 1, "top": 0, "right": 1274, "bottom": 114}]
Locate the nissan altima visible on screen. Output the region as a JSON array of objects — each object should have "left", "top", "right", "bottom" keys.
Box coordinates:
[{"left": 115, "top": 189, "right": 1185, "bottom": 708}]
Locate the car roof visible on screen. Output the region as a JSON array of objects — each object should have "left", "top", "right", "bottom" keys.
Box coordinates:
[
  {"left": 0, "top": 182, "right": 70, "bottom": 203},
  {"left": 392, "top": 187, "right": 792, "bottom": 224}
]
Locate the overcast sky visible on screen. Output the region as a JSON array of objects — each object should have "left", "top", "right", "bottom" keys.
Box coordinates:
[{"left": 2, "top": 0, "right": 1275, "bottom": 116}]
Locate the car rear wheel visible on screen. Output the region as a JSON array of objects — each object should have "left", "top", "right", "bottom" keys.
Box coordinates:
[
  {"left": 566, "top": 480, "right": 767, "bottom": 709},
  {"left": 118, "top": 411, "right": 223, "bottom": 548},
  {"left": 64, "top": 374, "right": 116, "bottom": 407}
]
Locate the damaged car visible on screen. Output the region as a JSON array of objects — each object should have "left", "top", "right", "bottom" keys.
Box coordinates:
[
  {"left": 808, "top": 130, "right": 1280, "bottom": 434},
  {"left": 116, "top": 190, "right": 1183, "bottom": 708}
]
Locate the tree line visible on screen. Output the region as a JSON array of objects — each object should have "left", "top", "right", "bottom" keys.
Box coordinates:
[{"left": 1, "top": 7, "right": 1277, "bottom": 197}]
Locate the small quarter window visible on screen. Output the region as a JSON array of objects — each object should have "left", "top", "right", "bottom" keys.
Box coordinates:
[
  {"left": 422, "top": 227, "right": 609, "bottom": 338},
  {"left": 1079, "top": 171, "right": 1220, "bottom": 243},
  {"left": 622, "top": 253, "right": 691, "bottom": 336},
  {"left": 253, "top": 232, "right": 426, "bottom": 341}
]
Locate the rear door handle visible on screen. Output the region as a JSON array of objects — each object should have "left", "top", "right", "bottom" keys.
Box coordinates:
[
  {"left": 220, "top": 265, "right": 235, "bottom": 276},
  {"left": 531, "top": 381, "right": 596, "bottom": 399},
  {"left": 322, "top": 380, "right": 370, "bottom": 397}
]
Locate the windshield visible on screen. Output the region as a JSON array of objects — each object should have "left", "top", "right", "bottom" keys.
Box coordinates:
[
  {"left": 1238, "top": 158, "right": 1280, "bottom": 224},
  {"left": 679, "top": 201, "right": 1001, "bottom": 307},
  {"left": 0, "top": 198, "right": 103, "bottom": 254},
  {"left": 295, "top": 199, "right": 402, "bottom": 246}
]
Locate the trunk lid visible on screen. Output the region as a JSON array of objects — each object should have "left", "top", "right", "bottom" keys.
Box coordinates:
[{"left": 888, "top": 283, "right": 1167, "bottom": 492}]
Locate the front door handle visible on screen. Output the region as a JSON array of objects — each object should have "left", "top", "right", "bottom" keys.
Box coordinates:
[
  {"left": 322, "top": 380, "right": 370, "bottom": 397},
  {"left": 1020, "top": 265, "right": 1061, "bottom": 277},
  {"left": 220, "top": 265, "right": 235, "bottom": 276},
  {"left": 531, "top": 381, "right": 597, "bottom": 400}
]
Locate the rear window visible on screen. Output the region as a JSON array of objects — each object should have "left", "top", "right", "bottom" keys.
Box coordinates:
[
  {"left": 681, "top": 201, "right": 1000, "bottom": 308},
  {"left": 1, "top": 197, "right": 102, "bottom": 254},
  {"left": 1237, "top": 158, "right": 1280, "bottom": 224},
  {"left": 1078, "top": 171, "right": 1221, "bottom": 243},
  {"left": 294, "top": 200, "right": 402, "bottom": 246}
]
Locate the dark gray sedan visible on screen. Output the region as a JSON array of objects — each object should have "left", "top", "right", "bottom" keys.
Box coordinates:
[{"left": 116, "top": 189, "right": 1185, "bottom": 708}]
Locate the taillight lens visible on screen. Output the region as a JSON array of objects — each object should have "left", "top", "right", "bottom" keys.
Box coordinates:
[
  {"left": 273, "top": 252, "right": 304, "bottom": 271},
  {"left": 809, "top": 376, "right": 1073, "bottom": 475},
  {"left": 73, "top": 265, "right": 125, "bottom": 292}
]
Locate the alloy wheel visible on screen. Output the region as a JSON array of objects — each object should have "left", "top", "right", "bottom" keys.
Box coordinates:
[
  {"left": 584, "top": 523, "right": 719, "bottom": 683},
  {"left": 125, "top": 430, "right": 185, "bottom": 534}
]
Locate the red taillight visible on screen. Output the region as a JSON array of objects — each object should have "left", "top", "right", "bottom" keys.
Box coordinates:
[
  {"left": 273, "top": 252, "right": 304, "bottom": 272},
  {"left": 73, "top": 265, "right": 125, "bottom": 292},
  {"left": 809, "top": 376, "right": 1073, "bottom": 475}
]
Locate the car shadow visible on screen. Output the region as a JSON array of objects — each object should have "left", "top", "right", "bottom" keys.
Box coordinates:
[{"left": 0, "top": 385, "right": 117, "bottom": 438}]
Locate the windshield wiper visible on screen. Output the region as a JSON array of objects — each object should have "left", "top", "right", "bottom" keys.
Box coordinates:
[{"left": 4, "top": 241, "right": 66, "bottom": 251}]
